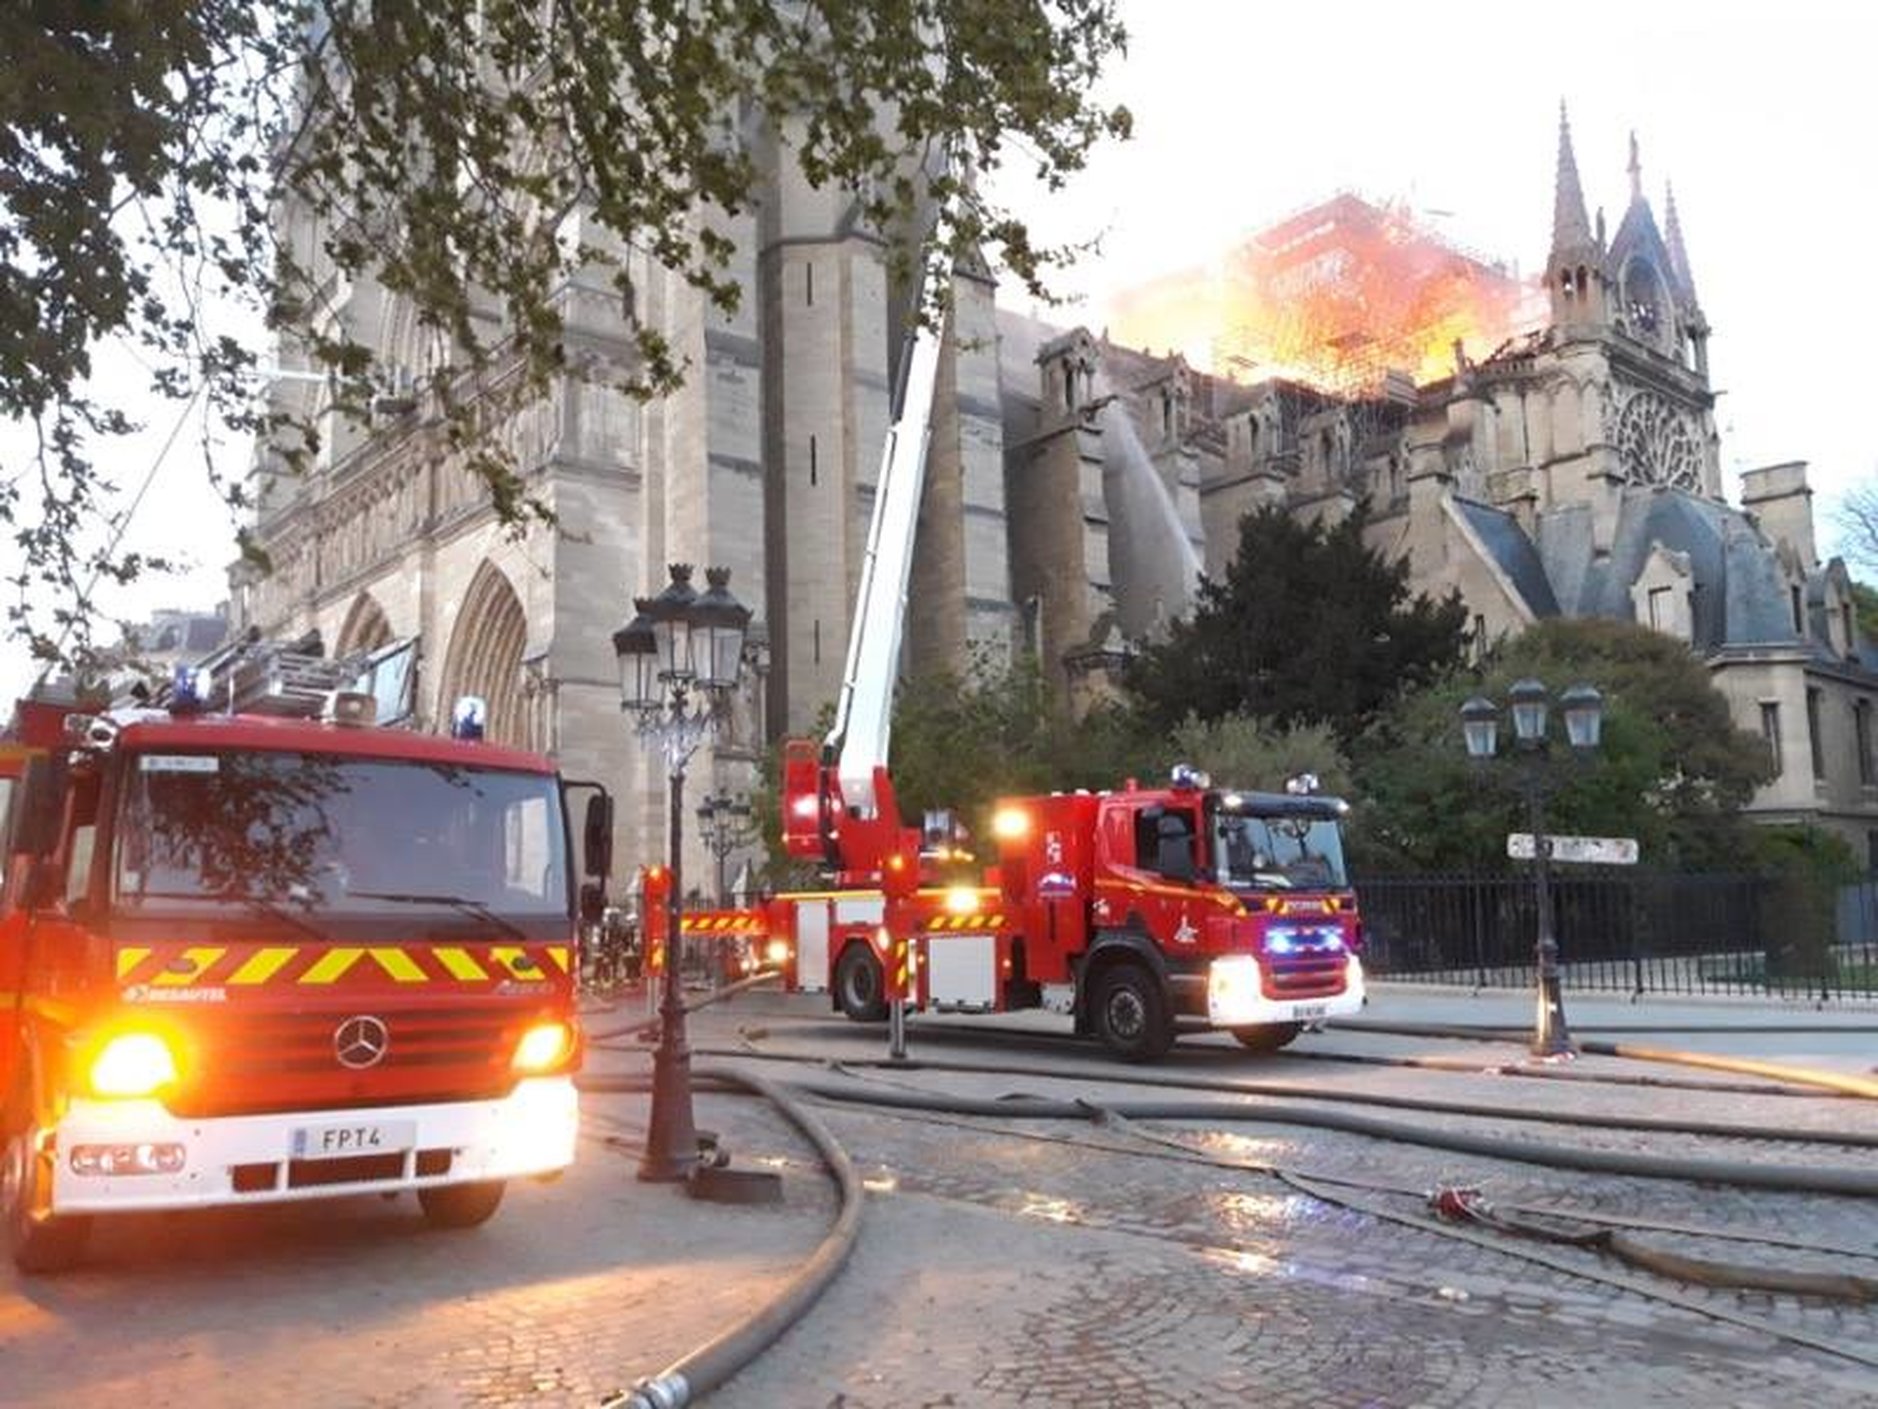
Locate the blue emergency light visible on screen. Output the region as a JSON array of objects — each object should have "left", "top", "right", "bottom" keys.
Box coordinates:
[{"left": 451, "top": 694, "right": 487, "bottom": 741}]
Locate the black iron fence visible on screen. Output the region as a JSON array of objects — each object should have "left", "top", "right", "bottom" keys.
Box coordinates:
[{"left": 1357, "top": 871, "right": 1878, "bottom": 1002}]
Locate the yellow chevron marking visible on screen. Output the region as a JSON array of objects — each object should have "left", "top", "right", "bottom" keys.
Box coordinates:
[
  {"left": 116, "top": 947, "right": 152, "bottom": 981},
  {"left": 370, "top": 947, "right": 427, "bottom": 983},
  {"left": 153, "top": 947, "right": 228, "bottom": 986},
  {"left": 435, "top": 947, "right": 488, "bottom": 981},
  {"left": 228, "top": 948, "right": 298, "bottom": 986},
  {"left": 547, "top": 946, "right": 570, "bottom": 973},
  {"left": 300, "top": 948, "right": 365, "bottom": 984}
]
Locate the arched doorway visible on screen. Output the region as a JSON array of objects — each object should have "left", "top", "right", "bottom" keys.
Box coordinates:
[
  {"left": 335, "top": 592, "right": 393, "bottom": 656},
  {"left": 438, "top": 562, "right": 529, "bottom": 747}
]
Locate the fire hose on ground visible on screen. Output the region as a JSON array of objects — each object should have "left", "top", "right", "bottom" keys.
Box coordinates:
[
  {"left": 574, "top": 987, "right": 1876, "bottom": 1396},
  {"left": 580, "top": 1061, "right": 1878, "bottom": 1387},
  {"left": 578, "top": 1065, "right": 862, "bottom": 1409}
]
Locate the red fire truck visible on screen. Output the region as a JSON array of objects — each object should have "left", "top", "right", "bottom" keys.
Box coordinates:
[
  {"left": 1, "top": 650, "right": 608, "bottom": 1272},
  {"left": 684, "top": 275, "right": 1366, "bottom": 1060}
]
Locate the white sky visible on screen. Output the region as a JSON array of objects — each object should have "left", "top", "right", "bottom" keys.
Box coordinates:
[{"left": 4, "top": 0, "right": 1873, "bottom": 705}]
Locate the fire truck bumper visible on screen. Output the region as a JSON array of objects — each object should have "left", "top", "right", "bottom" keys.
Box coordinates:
[
  {"left": 1203, "top": 954, "right": 1366, "bottom": 1028},
  {"left": 48, "top": 1077, "right": 579, "bottom": 1214}
]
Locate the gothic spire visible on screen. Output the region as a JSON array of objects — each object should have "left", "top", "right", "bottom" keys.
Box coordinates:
[
  {"left": 1627, "top": 130, "right": 1643, "bottom": 205},
  {"left": 1664, "top": 180, "right": 1699, "bottom": 305},
  {"left": 1552, "top": 100, "right": 1593, "bottom": 253}
]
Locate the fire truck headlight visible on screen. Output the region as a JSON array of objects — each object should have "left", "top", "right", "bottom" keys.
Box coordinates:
[
  {"left": 88, "top": 1032, "right": 180, "bottom": 1099},
  {"left": 764, "top": 938, "right": 791, "bottom": 966},
  {"left": 512, "top": 1020, "right": 576, "bottom": 1074},
  {"left": 1207, "top": 955, "right": 1264, "bottom": 1026},
  {"left": 71, "top": 1142, "right": 187, "bottom": 1177}
]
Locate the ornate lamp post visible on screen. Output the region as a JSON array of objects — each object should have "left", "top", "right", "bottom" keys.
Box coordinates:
[
  {"left": 613, "top": 563, "right": 750, "bottom": 1182},
  {"left": 696, "top": 790, "right": 755, "bottom": 905},
  {"left": 1461, "top": 679, "right": 1604, "bottom": 1059}
]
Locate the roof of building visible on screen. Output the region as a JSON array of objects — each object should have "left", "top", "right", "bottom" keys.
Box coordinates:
[{"left": 1452, "top": 498, "right": 1560, "bottom": 617}]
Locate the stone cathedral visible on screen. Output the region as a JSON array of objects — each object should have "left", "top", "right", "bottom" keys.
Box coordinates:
[{"left": 237, "top": 106, "right": 1878, "bottom": 883}]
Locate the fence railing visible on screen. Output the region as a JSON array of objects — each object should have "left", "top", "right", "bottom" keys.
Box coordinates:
[{"left": 1357, "top": 871, "right": 1878, "bottom": 1002}]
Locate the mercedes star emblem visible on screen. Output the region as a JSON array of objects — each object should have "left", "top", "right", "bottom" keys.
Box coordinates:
[{"left": 333, "top": 1014, "right": 391, "bottom": 1070}]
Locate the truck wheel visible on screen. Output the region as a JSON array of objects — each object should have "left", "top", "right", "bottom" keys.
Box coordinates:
[
  {"left": 418, "top": 1180, "right": 506, "bottom": 1229},
  {"left": 1090, "top": 963, "right": 1173, "bottom": 1062},
  {"left": 834, "top": 943, "right": 889, "bottom": 1023},
  {"left": 3, "top": 1121, "right": 91, "bottom": 1274},
  {"left": 1230, "top": 1022, "right": 1302, "bottom": 1054}
]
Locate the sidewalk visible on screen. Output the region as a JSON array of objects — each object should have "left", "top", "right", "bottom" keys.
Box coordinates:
[{"left": 1347, "top": 981, "right": 1878, "bottom": 1073}]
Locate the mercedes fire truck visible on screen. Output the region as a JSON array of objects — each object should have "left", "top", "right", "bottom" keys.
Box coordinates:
[{"left": 1, "top": 646, "right": 608, "bottom": 1272}]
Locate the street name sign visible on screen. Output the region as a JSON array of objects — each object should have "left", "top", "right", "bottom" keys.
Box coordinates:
[{"left": 1506, "top": 833, "right": 1639, "bottom": 865}]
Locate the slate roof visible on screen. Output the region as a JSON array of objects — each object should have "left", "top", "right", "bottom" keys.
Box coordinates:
[
  {"left": 1451, "top": 498, "right": 1559, "bottom": 617},
  {"left": 1469, "top": 485, "right": 1859, "bottom": 660}
]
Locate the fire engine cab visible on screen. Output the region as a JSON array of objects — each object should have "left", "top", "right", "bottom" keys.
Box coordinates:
[{"left": 0, "top": 643, "right": 608, "bottom": 1272}]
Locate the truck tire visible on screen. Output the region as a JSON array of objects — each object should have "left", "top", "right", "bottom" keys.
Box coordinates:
[
  {"left": 418, "top": 1179, "right": 506, "bottom": 1229},
  {"left": 834, "top": 943, "right": 889, "bottom": 1023},
  {"left": 3, "top": 1117, "right": 91, "bottom": 1275},
  {"left": 1089, "top": 963, "right": 1173, "bottom": 1062},
  {"left": 1230, "top": 1022, "right": 1302, "bottom": 1054}
]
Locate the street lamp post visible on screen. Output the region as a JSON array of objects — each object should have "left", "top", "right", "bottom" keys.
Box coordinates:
[
  {"left": 1461, "top": 679, "right": 1604, "bottom": 1059},
  {"left": 696, "top": 790, "right": 755, "bottom": 906},
  {"left": 613, "top": 563, "right": 750, "bottom": 1183}
]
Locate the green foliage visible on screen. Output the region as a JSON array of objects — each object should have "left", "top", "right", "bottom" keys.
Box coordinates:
[
  {"left": 888, "top": 645, "right": 1152, "bottom": 830},
  {"left": 1354, "top": 618, "right": 1776, "bottom": 873},
  {"left": 1125, "top": 503, "right": 1470, "bottom": 745},
  {"left": 1162, "top": 713, "right": 1353, "bottom": 800},
  {"left": 3, "top": 1, "right": 1130, "bottom": 667},
  {"left": 1744, "top": 825, "right": 1859, "bottom": 983},
  {"left": 1852, "top": 581, "right": 1878, "bottom": 644}
]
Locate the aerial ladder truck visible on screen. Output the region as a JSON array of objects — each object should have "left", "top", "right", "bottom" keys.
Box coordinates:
[{"left": 691, "top": 247, "right": 1368, "bottom": 1062}]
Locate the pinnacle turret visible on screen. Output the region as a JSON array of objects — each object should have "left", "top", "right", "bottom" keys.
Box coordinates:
[
  {"left": 1664, "top": 180, "right": 1699, "bottom": 306},
  {"left": 1552, "top": 101, "right": 1594, "bottom": 254}
]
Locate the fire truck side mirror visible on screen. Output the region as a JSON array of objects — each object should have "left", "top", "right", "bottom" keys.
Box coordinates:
[
  {"left": 582, "top": 792, "right": 614, "bottom": 880},
  {"left": 13, "top": 754, "right": 68, "bottom": 859}
]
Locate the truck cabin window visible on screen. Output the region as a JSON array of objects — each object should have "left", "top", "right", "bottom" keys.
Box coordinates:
[
  {"left": 1213, "top": 809, "right": 1348, "bottom": 891},
  {"left": 112, "top": 751, "right": 567, "bottom": 925},
  {"left": 1132, "top": 806, "right": 1198, "bottom": 879}
]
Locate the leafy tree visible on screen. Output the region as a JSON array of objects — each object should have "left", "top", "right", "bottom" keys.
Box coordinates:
[
  {"left": 1852, "top": 581, "right": 1878, "bottom": 644},
  {"left": 2, "top": 1, "right": 1130, "bottom": 668},
  {"left": 1162, "top": 713, "right": 1353, "bottom": 800},
  {"left": 1125, "top": 503, "right": 1469, "bottom": 744},
  {"left": 1744, "top": 825, "right": 1861, "bottom": 983},
  {"left": 888, "top": 646, "right": 1154, "bottom": 827},
  {"left": 1353, "top": 618, "right": 1776, "bottom": 873}
]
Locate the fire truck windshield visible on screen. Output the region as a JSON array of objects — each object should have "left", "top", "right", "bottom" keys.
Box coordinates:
[
  {"left": 1214, "top": 812, "right": 1349, "bottom": 891},
  {"left": 111, "top": 750, "right": 568, "bottom": 929}
]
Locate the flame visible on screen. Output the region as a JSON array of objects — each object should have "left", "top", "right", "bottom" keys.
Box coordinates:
[{"left": 1108, "top": 194, "right": 1544, "bottom": 394}]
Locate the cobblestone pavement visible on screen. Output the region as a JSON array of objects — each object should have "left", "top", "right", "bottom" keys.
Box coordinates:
[{"left": 3, "top": 988, "right": 1874, "bottom": 1407}]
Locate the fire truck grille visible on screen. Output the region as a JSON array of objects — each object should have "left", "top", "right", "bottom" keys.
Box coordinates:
[
  {"left": 1262, "top": 953, "right": 1348, "bottom": 1001},
  {"left": 165, "top": 1006, "right": 524, "bottom": 1118}
]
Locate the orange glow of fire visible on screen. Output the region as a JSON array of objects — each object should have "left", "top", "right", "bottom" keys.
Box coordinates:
[{"left": 1107, "top": 195, "right": 1543, "bottom": 394}]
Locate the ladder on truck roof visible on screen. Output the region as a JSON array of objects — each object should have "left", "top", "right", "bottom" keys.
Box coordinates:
[{"left": 176, "top": 629, "right": 368, "bottom": 718}]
